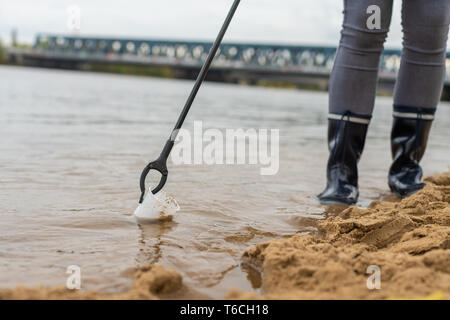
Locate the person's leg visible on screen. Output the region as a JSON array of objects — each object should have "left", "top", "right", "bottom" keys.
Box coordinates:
[
  {"left": 319, "top": 0, "right": 393, "bottom": 205},
  {"left": 389, "top": 0, "right": 450, "bottom": 197},
  {"left": 329, "top": 0, "right": 393, "bottom": 116}
]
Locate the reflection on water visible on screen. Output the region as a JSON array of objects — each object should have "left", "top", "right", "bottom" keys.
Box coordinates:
[
  {"left": 0, "top": 65, "right": 449, "bottom": 298},
  {"left": 137, "top": 221, "right": 176, "bottom": 266}
]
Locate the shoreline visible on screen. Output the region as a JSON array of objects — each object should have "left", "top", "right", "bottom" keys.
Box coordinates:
[
  {"left": 228, "top": 171, "right": 450, "bottom": 299},
  {"left": 1, "top": 171, "right": 449, "bottom": 300}
]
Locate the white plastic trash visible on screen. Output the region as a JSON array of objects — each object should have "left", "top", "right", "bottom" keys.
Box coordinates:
[{"left": 134, "top": 190, "right": 180, "bottom": 223}]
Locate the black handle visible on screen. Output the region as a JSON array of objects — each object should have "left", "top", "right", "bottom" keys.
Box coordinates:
[
  {"left": 172, "top": 0, "right": 241, "bottom": 136},
  {"left": 139, "top": 0, "right": 241, "bottom": 202}
]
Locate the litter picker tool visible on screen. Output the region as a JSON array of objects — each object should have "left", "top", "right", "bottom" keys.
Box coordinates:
[{"left": 138, "top": 0, "right": 241, "bottom": 203}]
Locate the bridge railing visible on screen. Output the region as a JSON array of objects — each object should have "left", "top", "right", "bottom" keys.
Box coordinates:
[{"left": 33, "top": 34, "right": 450, "bottom": 80}]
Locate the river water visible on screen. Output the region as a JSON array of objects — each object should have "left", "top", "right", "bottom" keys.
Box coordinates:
[{"left": 0, "top": 65, "right": 449, "bottom": 298}]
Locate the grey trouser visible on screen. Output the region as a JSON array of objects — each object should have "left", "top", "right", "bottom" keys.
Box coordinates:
[{"left": 329, "top": 0, "right": 450, "bottom": 120}]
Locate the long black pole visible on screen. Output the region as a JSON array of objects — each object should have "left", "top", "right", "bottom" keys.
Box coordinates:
[
  {"left": 174, "top": 0, "right": 240, "bottom": 131},
  {"left": 160, "top": 0, "right": 241, "bottom": 159},
  {"left": 139, "top": 0, "right": 241, "bottom": 201}
]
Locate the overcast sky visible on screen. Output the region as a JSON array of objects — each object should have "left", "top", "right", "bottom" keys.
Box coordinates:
[{"left": 0, "top": 0, "right": 417, "bottom": 48}]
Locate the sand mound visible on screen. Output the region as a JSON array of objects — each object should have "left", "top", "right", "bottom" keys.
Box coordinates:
[
  {"left": 0, "top": 264, "right": 182, "bottom": 300},
  {"left": 229, "top": 172, "right": 450, "bottom": 300}
]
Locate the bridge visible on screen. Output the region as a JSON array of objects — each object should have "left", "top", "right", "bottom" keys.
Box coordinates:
[{"left": 6, "top": 33, "right": 450, "bottom": 98}]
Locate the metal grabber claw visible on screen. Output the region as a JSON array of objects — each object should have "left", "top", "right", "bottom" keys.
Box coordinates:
[{"left": 139, "top": 140, "right": 173, "bottom": 203}]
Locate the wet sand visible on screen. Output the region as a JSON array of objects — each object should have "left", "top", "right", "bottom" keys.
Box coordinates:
[
  {"left": 0, "top": 264, "right": 197, "bottom": 300},
  {"left": 228, "top": 172, "right": 450, "bottom": 300}
]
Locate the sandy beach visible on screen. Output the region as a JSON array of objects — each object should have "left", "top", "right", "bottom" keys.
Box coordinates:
[
  {"left": 1, "top": 171, "right": 448, "bottom": 300},
  {"left": 228, "top": 171, "right": 450, "bottom": 299}
]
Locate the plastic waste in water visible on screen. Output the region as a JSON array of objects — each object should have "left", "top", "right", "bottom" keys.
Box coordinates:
[{"left": 133, "top": 190, "right": 180, "bottom": 223}]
